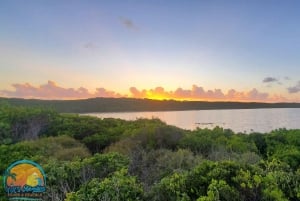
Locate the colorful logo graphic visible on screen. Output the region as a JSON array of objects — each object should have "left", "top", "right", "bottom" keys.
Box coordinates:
[{"left": 3, "top": 160, "right": 46, "bottom": 200}]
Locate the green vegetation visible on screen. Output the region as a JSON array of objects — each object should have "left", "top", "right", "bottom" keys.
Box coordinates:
[
  {"left": 1, "top": 97, "right": 300, "bottom": 113},
  {"left": 0, "top": 103, "right": 300, "bottom": 201}
]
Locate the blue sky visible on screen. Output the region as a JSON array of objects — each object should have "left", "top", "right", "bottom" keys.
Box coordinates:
[{"left": 0, "top": 0, "right": 299, "bottom": 101}]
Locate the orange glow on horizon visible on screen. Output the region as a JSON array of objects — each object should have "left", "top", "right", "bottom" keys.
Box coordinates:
[
  {"left": 141, "top": 93, "right": 223, "bottom": 102},
  {"left": 145, "top": 91, "right": 169, "bottom": 101},
  {"left": 139, "top": 94, "right": 282, "bottom": 103},
  {"left": 1, "top": 80, "right": 298, "bottom": 103}
]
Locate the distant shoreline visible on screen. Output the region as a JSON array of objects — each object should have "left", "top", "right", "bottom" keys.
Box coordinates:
[{"left": 1, "top": 97, "right": 300, "bottom": 113}]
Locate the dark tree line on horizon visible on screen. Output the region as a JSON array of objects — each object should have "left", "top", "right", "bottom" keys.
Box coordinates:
[{"left": 1, "top": 97, "right": 300, "bottom": 113}]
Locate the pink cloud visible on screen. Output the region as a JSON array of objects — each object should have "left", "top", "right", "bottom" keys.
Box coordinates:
[
  {"left": 127, "top": 85, "right": 287, "bottom": 102},
  {"left": 0, "top": 81, "right": 296, "bottom": 102},
  {"left": 129, "top": 87, "right": 147, "bottom": 98},
  {"left": 95, "top": 88, "right": 123, "bottom": 98},
  {"left": 0, "top": 81, "right": 125, "bottom": 99}
]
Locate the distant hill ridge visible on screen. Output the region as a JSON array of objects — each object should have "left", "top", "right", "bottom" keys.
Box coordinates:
[{"left": 1, "top": 97, "right": 300, "bottom": 113}]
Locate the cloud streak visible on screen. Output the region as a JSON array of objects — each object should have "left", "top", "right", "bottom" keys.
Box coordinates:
[
  {"left": 263, "top": 77, "right": 278, "bottom": 83},
  {"left": 83, "top": 42, "right": 98, "bottom": 50},
  {"left": 263, "top": 77, "right": 279, "bottom": 83},
  {"left": 119, "top": 16, "right": 139, "bottom": 31},
  {"left": 0, "top": 81, "right": 295, "bottom": 102},
  {"left": 287, "top": 81, "right": 300, "bottom": 93}
]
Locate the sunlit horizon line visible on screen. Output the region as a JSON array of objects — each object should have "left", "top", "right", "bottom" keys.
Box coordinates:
[{"left": 1, "top": 95, "right": 299, "bottom": 104}]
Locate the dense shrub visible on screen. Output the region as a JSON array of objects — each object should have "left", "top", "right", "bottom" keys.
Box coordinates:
[{"left": 1, "top": 105, "right": 300, "bottom": 201}]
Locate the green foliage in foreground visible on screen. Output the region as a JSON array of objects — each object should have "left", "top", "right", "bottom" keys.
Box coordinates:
[
  {"left": 151, "top": 160, "right": 300, "bottom": 201},
  {"left": 0, "top": 104, "right": 300, "bottom": 201},
  {"left": 65, "top": 169, "right": 144, "bottom": 201}
]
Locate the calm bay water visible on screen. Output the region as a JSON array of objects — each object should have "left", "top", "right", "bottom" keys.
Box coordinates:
[{"left": 85, "top": 108, "right": 300, "bottom": 133}]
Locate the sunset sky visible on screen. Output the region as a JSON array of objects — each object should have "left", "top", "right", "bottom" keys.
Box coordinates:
[{"left": 0, "top": 1, "right": 300, "bottom": 102}]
